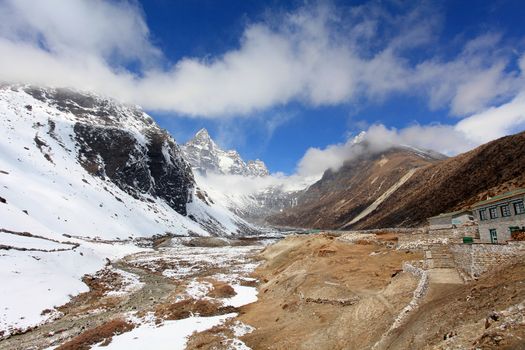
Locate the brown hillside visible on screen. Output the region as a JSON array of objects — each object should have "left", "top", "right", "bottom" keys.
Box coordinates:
[{"left": 269, "top": 131, "right": 525, "bottom": 229}]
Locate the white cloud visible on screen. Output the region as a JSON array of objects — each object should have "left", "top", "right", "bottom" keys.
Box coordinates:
[
  {"left": 455, "top": 92, "right": 525, "bottom": 143},
  {"left": 0, "top": 0, "right": 522, "bottom": 121},
  {"left": 296, "top": 123, "right": 476, "bottom": 178},
  {"left": 296, "top": 90, "right": 525, "bottom": 178},
  {"left": 0, "top": 0, "right": 160, "bottom": 65}
]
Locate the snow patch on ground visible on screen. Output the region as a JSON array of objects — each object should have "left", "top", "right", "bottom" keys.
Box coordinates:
[
  {"left": 185, "top": 279, "right": 213, "bottom": 300},
  {"left": 105, "top": 268, "right": 144, "bottom": 297},
  {"left": 0, "top": 232, "right": 73, "bottom": 251},
  {"left": 0, "top": 242, "right": 146, "bottom": 337},
  {"left": 222, "top": 285, "right": 258, "bottom": 308},
  {"left": 93, "top": 313, "right": 236, "bottom": 350}
]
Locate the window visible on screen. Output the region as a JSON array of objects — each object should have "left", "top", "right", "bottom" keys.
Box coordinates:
[
  {"left": 479, "top": 209, "right": 487, "bottom": 221},
  {"left": 501, "top": 204, "right": 511, "bottom": 217},
  {"left": 514, "top": 201, "right": 525, "bottom": 215},
  {"left": 489, "top": 207, "right": 498, "bottom": 219}
]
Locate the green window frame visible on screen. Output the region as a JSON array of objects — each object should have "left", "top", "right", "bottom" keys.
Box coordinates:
[
  {"left": 489, "top": 207, "right": 498, "bottom": 219},
  {"left": 479, "top": 209, "right": 487, "bottom": 221},
  {"left": 514, "top": 201, "right": 525, "bottom": 215},
  {"left": 501, "top": 204, "right": 511, "bottom": 217}
]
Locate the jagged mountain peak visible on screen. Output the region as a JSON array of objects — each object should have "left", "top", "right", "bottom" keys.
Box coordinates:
[
  {"left": 195, "top": 127, "right": 211, "bottom": 138},
  {"left": 182, "top": 129, "right": 269, "bottom": 177},
  {"left": 193, "top": 128, "right": 213, "bottom": 143},
  {"left": 247, "top": 159, "right": 270, "bottom": 177}
]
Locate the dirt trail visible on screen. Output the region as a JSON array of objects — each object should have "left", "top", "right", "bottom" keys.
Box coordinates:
[{"left": 0, "top": 237, "right": 269, "bottom": 350}]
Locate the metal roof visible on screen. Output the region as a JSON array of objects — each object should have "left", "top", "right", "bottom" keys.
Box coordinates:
[{"left": 471, "top": 188, "right": 525, "bottom": 208}]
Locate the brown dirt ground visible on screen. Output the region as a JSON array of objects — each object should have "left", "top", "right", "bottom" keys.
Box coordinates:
[
  {"left": 153, "top": 297, "right": 238, "bottom": 321},
  {"left": 189, "top": 233, "right": 422, "bottom": 350},
  {"left": 384, "top": 260, "right": 525, "bottom": 350},
  {"left": 189, "top": 233, "right": 525, "bottom": 350}
]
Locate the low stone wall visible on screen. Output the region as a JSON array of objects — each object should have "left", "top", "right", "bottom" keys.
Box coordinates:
[
  {"left": 428, "top": 225, "right": 479, "bottom": 238},
  {"left": 450, "top": 242, "right": 525, "bottom": 279},
  {"left": 396, "top": 225, "right": 479, "bottom": 250},
  {"left": 342, "top": 227, "right": 426, "bottom": 235}
]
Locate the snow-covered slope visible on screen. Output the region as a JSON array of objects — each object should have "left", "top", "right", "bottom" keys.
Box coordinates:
[
  {"left": 182, "top": 128, "right": 269, "bottom": 177},
  {"left": 0, "top": 85, "right": 252, "bottom": 239},
  {"left": 193, "top": 173, "right": 309, "bottom": 222},
  {"left": 0, "top": 85, "right": 257, "bottom": 336}
]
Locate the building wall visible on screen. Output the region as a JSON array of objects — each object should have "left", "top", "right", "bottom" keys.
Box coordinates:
[
  {"left": 474, "top": 194, "right": 525, "bottom": 243},
  {"left": 428, "top": 216, "right": 452, "bottom": 230},
  {"left": 397, "top": 226, "right": 477, "bottom": 250},
  {"left": 478, "top": 217, "right": 525, "bottom": 243},
  {"left": 451, "top": 213, "right": 474, "bottom": 227},
  {"left": 450, "top": 242, "right": 525, "bottom": 279}
]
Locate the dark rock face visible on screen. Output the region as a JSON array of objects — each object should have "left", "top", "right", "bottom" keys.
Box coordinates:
[
  {"left": 145, "top": 130, "right": 194, "bottom": 214},
  {"left": 74, "top": 121, "right": 193, "bottom": 216},
  {"left": 25, "top": 86, "right": 195, "bottom": 216}
]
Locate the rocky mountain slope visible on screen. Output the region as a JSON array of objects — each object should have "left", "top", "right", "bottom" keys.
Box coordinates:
[
  {"left": 269, "top": 131, "right": 525, "bottom": 229},
  {"left": 182, "top": 128, "right": 269, "bottom": 177},
  {"left": 0, "top": 84, "right": 253, "bottom": 238}
]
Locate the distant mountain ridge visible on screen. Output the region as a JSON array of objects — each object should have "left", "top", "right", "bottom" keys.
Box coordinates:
[
  {"left": 269, "top": 132, "right": 525, "bottom": 229},
  {"left": 182, "top": 128, "right": 269, "bottom": 177},
  {"left": 181, "top": 128, "right": 308, "bottom": 222}
]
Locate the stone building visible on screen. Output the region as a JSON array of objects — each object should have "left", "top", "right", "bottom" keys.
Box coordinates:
[
  {"left": 428, "top": 210, "right": 474, "bottom": 230},
  {"left": 472, "top": 189, "right": 525, "bottom": 243}
]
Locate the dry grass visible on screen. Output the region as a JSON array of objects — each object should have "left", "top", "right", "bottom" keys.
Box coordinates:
[
  {"left": 154, "top": 298, "right": 237, "bottom": 321},
  {"left": 207, "top": 280, "right": 236, "bottom": 298},
  {"left": 57, "top": 269, "right": 125, "bottom": 315},
  {"left": 186, "top": 320, "right": 238, "bottom": 350},
  {"left": 55, "top": 319, "right": 133, "bottom": 350}
]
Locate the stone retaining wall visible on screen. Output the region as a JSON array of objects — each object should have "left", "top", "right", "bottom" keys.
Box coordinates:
[
  {"left": 396, "top": 225, "right": 479, "bottom": 250},
  {"left": 450, "top": 242, "right": 525, "bottom": 279},
  {"left": 428, "top": 225, "right": 479, "bottom": 238}
]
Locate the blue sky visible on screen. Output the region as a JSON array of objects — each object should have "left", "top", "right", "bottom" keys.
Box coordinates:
[
  {"left": 139, "top": 0, "right": 525, "bottom": 173},
  {"left": 1, "top": 0, "right": 525, "bottom": 176}
]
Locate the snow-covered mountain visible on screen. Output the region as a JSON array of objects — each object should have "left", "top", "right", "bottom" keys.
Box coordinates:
[
  {"left": 0, "top": 84, "right": 256, "bottom": 238},
  {"left": 181, "top": 128, "right": 313, "bottom": 223},
  {"left": 182, "top": 128, "right": 269, "bottom": 177}
]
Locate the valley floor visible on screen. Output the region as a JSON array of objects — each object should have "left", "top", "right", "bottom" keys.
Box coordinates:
[
  {"left": 0, "top": 236, "right": 273, "bottom": 350},
  {"left": 1, "top": 231, "right": 524, "bottom": 350}
]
